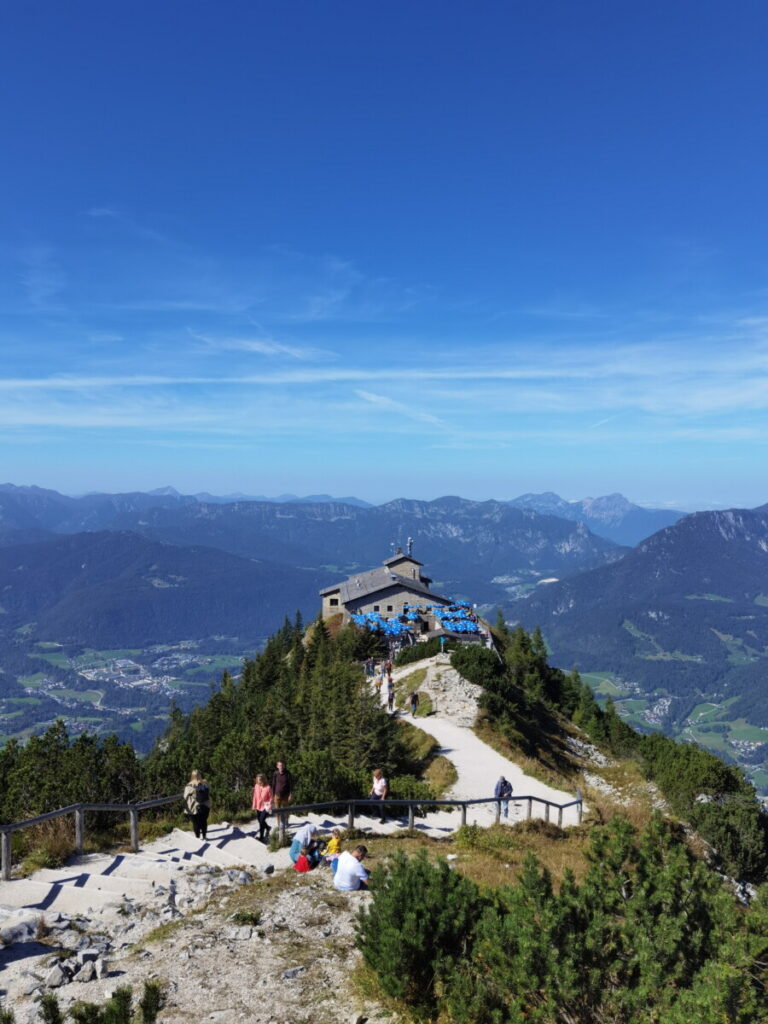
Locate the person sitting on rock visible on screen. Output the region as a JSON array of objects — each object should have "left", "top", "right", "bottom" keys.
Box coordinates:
[
  {"left": 289, "top": 822, "right": 322, "bottom": 867},
  {"left": 333, "top": 845, "right": 369, "bottom": 891}
]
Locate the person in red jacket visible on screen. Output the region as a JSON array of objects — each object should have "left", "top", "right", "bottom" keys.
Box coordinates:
[{"left": 293, "top": 846, "right": 311, "bottom": 873}]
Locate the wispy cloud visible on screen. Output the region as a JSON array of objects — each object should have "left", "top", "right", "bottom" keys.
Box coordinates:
[
  {"left": 354, "top": 389, "right": 444, "bottom": 425},
  {"left": 190, "top": 330, "right": 332, "bottom": 361},
  {"left": 85, "top": 206, "right": 172, "bottom": 245}
]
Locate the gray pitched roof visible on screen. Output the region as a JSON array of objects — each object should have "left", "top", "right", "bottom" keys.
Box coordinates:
[
  {"left": 383, "top": 552, "right": 424, "bottom": 568},
  {"left": 320, "top": 566, "right": 451, "bottom": 605}
]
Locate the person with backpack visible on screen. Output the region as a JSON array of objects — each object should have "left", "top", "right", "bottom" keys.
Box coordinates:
[
  {"left": 494, "top": 775, "right": 513, "bottom": 819},
  {"left": 184, "top": 769, "right": 211, "bottom": 839}
]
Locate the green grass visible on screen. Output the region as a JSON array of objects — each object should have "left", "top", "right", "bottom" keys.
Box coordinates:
[
  {"left": 18, "top": 673, "right": 47, "bottom": 687},
  {"left": 56, "top": 688, "right": 102, "bottom": 703},
  {"left": 580, "top": 672, "right": 628, "bottom": 697},
  {"left": 36, "top": 652, "right": 71, "bottom": 668},
  {"left": 685, "top": 727, "right": 730, "bottom": 755},
  {"left": 711, "top": 630, "right": 758, "bottom": 666},
  {"left": 618, "top": 699, "right": 649, "bottom": 713},
  {"left": 754, "top": 594, "right": 768, "bottom": 607},
  {"left": 640, "top": 650, "right": 704, "bottom": 662},
  {"left": 686, "top": 593, "right": 734, "bottom": 603},
  {"left": 688, "top": 702, "right": 722, "bottom": 724},
  {"left": 129, "top": 720, "right": 145, "bottom": 732},
  {"left": 4, "top": 696, "right": 43, "bottom": 706},
  {"left": 727, "top": 719, "right": 768, "bottom": 742},
  {"left": 35, "top": 641, "right": 63, "bottom": 649}
]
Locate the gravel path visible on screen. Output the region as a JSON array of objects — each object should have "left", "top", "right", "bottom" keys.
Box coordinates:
[{"left": 385, "top": 653, "right": 582, "bottom": 826}]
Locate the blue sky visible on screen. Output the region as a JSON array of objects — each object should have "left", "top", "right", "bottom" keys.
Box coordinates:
[{"left": 2, "top": 1, "right": 767, "bottom": 509}]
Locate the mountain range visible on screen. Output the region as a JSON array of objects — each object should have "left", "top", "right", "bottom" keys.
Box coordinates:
[
  {"left": 0, "top": 530, "right": 329, "bottom": 648},
  {"left": 511, "top": 506, "right": 768, "bottom": 772},
  {"left": 506, "top": 491, "right": 685, "bottom": 545},
  {"left": 0, "top": 484, "right": 681, "bottom": 547},
  {"left": 4, "top": 482, "right": 768, "bottom": 788}
]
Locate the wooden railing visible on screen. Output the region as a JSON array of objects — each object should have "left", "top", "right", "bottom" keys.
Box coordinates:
[
  {"left": 274, "top": 793, "right": 583, "bottom": 840},
  {"left": 0, "top": 795, "right": 181, "bottom": 881},
  {"left": 0, "top": 791, "right": 583, "bottom": 881}
]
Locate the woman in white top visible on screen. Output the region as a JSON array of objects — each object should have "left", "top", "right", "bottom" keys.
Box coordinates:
[{"left": 370, "top": 768, "right": 388, "bottom": 824}]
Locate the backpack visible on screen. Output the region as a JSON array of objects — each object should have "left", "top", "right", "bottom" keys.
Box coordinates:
[{"left": 195, "top": 782, "right": 210, "bottom": 806}]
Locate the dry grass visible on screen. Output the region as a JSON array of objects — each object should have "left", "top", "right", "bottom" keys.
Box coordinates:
[
  {"left": 473, "top": 715, "right": 578, "bottom": 790},
  {"left": 341, "top": 822, "right": 595, "bottom": 891},
  {"left": 423, "top": 754, "right": 458, "bottom": 795},
  {"left": 395, "top": 668, "right": 433, "bottom": 715},
  {"left": 452, "top": 820, "right": 594, "bottom": 888},
  {"left": 19, "top": 816, "right": 76, "bottom": 874},
  {"left": 396, "top": 718, "right": 439, "bottom": 763}
]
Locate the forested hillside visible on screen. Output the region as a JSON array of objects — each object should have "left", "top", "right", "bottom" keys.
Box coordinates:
[{"left": 2, "top": 614, "right": 768, "bottom": 1023}]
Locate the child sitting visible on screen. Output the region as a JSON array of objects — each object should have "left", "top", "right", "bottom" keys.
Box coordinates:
[
  {"left": 323, "top": 828, "right": 343, "bottom": 868},
  {"left": 294, "top": 845, "right": 312, "bottom": 873}
]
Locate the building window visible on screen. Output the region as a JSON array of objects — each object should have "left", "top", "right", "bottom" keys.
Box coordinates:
[
  {"left": 329, "top": 597, "right": 339, "bottom": 607},
  {"left": 387, "top": 605, "right": 394, "bottom": 612},
  {"left": 373, "top": 605, "right": 380, "bottom": 612}
]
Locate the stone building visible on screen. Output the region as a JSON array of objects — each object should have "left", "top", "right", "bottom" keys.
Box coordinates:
[{"left": 319, "top": 549, "right": 453, "bottom": 627}]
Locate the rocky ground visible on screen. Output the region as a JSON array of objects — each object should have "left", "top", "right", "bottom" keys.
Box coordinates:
[{"left": 1, "top": 857, "right": 382, "bottom": 1024}]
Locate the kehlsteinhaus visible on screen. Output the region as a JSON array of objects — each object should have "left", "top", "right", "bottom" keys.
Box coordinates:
[{"left": 320, "top": 549, "right": 482, "bottom": 638}]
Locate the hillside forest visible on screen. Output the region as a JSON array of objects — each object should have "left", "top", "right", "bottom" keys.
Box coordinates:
[{"left": 0, "top": 617, "right": 767, "bottom": 1021}]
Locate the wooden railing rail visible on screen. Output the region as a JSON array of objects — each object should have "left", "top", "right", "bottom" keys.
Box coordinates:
[
  {"left": 0, "top": 792, "right": 582, "bottom": 881},
  {"left": 0, "top": 795, "right": 182, "bottom": 881}
]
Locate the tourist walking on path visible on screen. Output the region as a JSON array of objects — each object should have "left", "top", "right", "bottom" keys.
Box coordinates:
[
  {"left": 271, "top": 760, "right": 293, "bottom": 809},
  {"left": 387, "top": 681, "right": 395, "bottom": 712},
  {"left": 251, "top": 773, "right": 273, "bottom": 842},
  {"left": 494, "top": 775, "right": 513, "bottom": 819},
  {"left": 369, "top": 768, "right": 389, "bottom": 824},
  {"left": 183, "top": 770, "right": 211, "bottom": 840},
  {"left": 333, "top": 846, "right": 369, "bottom": 891},
  {"left": 409, "top": 691, "right": 419, "bottom": 716}
]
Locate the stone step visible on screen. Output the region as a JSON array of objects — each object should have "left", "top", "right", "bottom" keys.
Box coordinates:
[
  {"left": 156, "top": 828, "right": 255, "bottom": 868},
  {"left": 0, "top": 878, "right": 124, "bottom": 915},
  {"left": 31, "top": 868, "right": 158, "bottom": 900}
]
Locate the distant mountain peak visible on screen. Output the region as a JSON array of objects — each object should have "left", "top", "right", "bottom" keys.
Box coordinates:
[{"left": 147, "top": 486, "right": 183, "bottom": 497}]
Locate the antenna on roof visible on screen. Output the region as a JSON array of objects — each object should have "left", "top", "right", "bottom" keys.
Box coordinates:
[{"left": 407, "top": 536, "right": 413, "bottom": 556}]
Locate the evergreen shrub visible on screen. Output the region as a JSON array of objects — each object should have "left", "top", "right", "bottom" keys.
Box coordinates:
[{"left": 356, "top": 850, "right": 483, "bottom": 1017}]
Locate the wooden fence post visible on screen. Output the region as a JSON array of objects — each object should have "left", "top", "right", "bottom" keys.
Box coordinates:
[
  {"left": 129, "top": 809, "right": 139, "bottom": 853},
  {"left": 461, "top": 804, "right": 467, "bottom": 827},
  {"left": 347, "top": 803, "right": 355, "bottom": 831},
  {"left": 526, "top": 798, "right": 532, "bottom": 820},
  {"left": 408, "top": 804, "right": 415, "bottom": 830},
  {"left": 75, "top": 808, "right": 84, "bottom": 855},
  {"left": 1, "top": 831, "right": 11, "bottom": 881},
  {"left": 279, "top": 810, "right": 287, "bottom": 844},
  {"left": 557, "top": 806, "right": 563, "bottom": 828},
  {"left": 545, "top": 802, "right": 551, "bottom": 823},
  {"left": 495, "top": 800, "right": 501, "bottom": 824}
]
